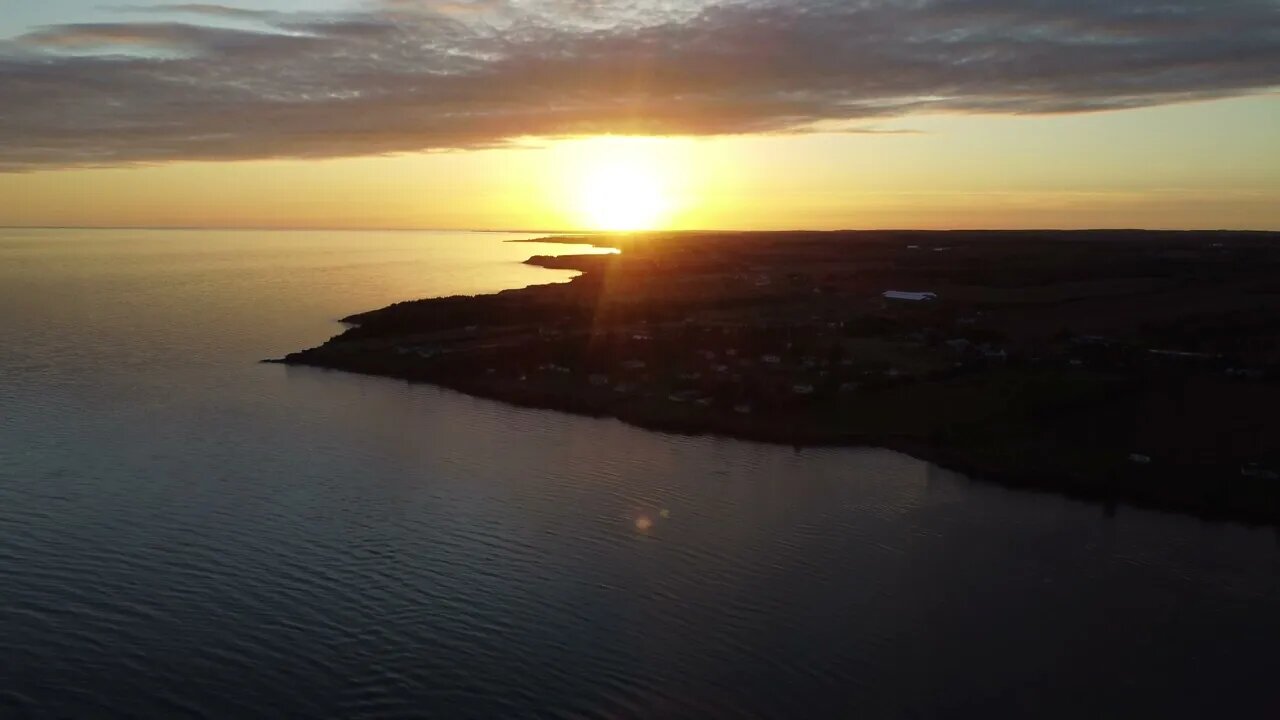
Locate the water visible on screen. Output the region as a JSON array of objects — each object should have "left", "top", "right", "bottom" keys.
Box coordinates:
[{"left": 1, "top": 228, "right": 1277, "bottom": 718}]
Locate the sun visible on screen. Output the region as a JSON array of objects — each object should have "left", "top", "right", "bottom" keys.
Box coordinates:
[
  {"left": 568, "top": 139, "right": 675, "bottom": 231},
  {"left": 578, "top": 164, "right": 668, "bottom": 231}
]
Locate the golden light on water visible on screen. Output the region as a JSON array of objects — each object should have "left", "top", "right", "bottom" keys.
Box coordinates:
[{"left": 632, "top": 508, "right": 671, "bottom": 533}]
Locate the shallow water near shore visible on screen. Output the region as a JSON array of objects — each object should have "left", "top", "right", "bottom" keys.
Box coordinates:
[{"left": 2, "top": 228, "right": 1277, "bottom": 718}]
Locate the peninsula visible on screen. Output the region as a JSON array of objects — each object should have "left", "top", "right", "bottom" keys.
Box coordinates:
[{"left": 275, "top": 231, "right": 1280, "bottom": 524}]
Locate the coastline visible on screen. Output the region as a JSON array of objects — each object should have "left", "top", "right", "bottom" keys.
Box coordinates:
[{"left": 273, "top": 230, "right": 1280, "bottom": 526}]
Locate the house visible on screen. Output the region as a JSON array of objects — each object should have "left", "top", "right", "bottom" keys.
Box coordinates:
[
  {"left": 1241, "top": 464, "right": 1279, "bottom": 481},
  {"left": 883, "top": 290, "right": 938, "bottom": 302},
  {"left": 980, "top": 345, "right": 1008, "bottom": 361}
]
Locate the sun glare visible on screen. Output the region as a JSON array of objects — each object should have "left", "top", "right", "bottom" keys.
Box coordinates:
[
  {"left": 567, "top": 138, "right": 676, "bottom": 231},
  {"left": 578, "top": 163, "right": 669, "bottom": 231}
]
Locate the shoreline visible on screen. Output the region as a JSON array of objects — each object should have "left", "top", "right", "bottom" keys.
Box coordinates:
[
  {"left": 274, "top": 230, "right": 1280, "bottom": 526},
  {"left": 274, "top": 356, "right": 1269, "bottom": 527}
]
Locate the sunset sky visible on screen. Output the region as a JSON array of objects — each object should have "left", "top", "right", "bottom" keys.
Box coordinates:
[{"left": 2, "top": 0, "right": 1278, "bottom": 231}]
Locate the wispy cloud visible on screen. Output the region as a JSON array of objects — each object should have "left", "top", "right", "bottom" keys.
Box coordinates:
[
  {"left": 2, "top": 0, "right": 1278, "bottom": 170},
  {"left": 18, "top": 22, "right": 312, "bottom": 53},
  {"left": 105, "top": 4, "right": 279, "bottom": 19}
]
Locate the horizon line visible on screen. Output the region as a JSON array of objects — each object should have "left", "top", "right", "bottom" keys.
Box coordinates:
[{"left": 1, "top": 225, "right": 1278, "bottom": 234}]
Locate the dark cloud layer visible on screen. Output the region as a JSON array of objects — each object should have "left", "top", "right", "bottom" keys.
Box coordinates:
[{"left": 2, "top": 0, "right": 1278, "bottom": 169}]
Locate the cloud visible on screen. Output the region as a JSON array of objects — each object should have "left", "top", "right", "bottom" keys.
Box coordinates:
[
  {"left": 106, "top": 4, "right": 278, "bottom": 19},
  {"left": 18, "top": 22, "right": 315, "bottom": 53},
  {"left": 1, "top": 0, "right": 1278, "bottom": 170}
]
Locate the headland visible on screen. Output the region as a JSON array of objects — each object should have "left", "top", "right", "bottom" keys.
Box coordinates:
[{"left": 274, "top": 230, "right": 1280, "bottom": 524}]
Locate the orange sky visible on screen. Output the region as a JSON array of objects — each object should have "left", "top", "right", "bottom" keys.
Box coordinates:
[
  {"left": 5, "top": 96, "right": 1276, "bottom": 231},
  {"left": 2, "top": 1, "right": 1277, "bottom": 231}
]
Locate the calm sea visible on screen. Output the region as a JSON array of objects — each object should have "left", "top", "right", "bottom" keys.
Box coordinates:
[{"left": 1, "top": 229, "right": 1277, "bottom": 719}]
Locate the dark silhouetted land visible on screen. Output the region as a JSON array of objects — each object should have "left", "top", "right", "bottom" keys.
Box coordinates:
[{"left": 275, "top": 230, "right": 1280, "bottom": 524}]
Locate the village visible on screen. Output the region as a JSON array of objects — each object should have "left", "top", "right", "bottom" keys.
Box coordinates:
[{"left": 380, "top": 281, "right": 1272, "bottom": 428}]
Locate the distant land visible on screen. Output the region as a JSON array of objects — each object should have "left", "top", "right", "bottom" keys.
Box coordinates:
[{"left": 275, "top": 230, "right": 1280, "bottom": 525}]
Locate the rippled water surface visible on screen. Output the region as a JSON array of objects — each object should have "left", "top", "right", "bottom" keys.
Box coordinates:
[{"left": 1, "top": 229, "right": 1277, "bottom": 718}]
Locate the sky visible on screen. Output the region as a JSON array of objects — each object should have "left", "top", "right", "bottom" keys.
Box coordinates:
[{"left": 1, "top": 0, "right": 1277, "bottom": 231}]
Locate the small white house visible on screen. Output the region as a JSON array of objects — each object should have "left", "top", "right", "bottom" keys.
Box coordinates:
[{"left": 883, "top": 291, "right": 938, "bottom": 302}]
